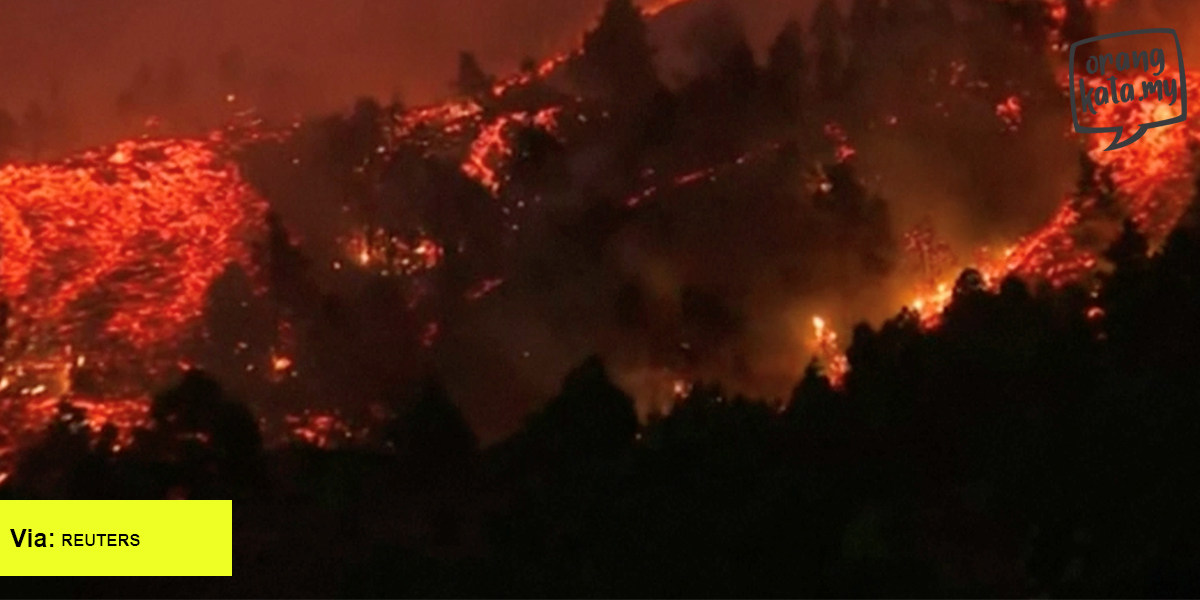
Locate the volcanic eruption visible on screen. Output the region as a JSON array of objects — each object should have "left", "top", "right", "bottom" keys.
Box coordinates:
[{"left": 0, "top": 0, "right": 1196, "bottom": 454}]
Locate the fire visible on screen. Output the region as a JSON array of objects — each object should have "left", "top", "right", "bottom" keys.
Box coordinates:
[
  {"left": 486, "top": 0, "right": 700, "bottom": 98},
  {"left": 461, "top": 107, "right": 562, "bottom": 197},
  {"left": 0, "top": 127, "right": 283, "bottom": 468},
  {"left": 394, "top": 99, "right": 484, "bottom": 138},
  {"left": 0, "top": 0, "right": 693, "bottom": 461},
  {"left": 672, "top": 379, "right": 693, "bottom": 400},
  {"left": 0, "top": 0, "right": 1181, "bottom": 459},
  {"left": 0, "top": 395, "right": 151, "bottom": 477},
  {"left": 902, "top": 64, "right": 1200, "bottom": 331},
  {"left": 1031, "top": 0, "right": 1121, "bottom": 52},
  {"left": 342, "top": 227, "right": 444, "bottom": 276},
  {"left": 1078, "top": 67, "right": 1200, "bottom": 240},
  {"left": 1, "top": 137, "right": 269, "bottom": 392},
  {"left": 271, "top": 356, "right": 293, "bottom": 373},
  {"left": 643, "top": 0, "right": 693, "bottom": 17},
  {"left": 810, "top": 317, "right": 849, "bottom": 388},
  {"left": 285, "top": 409, "right": 361, "bottom": 449}
]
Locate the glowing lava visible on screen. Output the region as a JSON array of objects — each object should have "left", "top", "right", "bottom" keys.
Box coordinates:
[
  {"left": 0, "top": 134, "right": 270, "bottom": 473},
  {"left": 0, "top": 137, "right": 268, "bottom": 377}
]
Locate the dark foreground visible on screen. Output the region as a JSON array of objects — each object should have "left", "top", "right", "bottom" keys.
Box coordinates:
[{"left": 6, "top": 204, "right": 1200, "bottom": 598}]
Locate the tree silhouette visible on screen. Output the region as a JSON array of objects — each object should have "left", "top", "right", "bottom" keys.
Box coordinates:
[
  {"left": 1000, "top": 0, "right": 1052, "bottom": 54},
  {"left": 681, "top": 4, "right": 760, "bottom": 110},
  {"left": 844, "top": 0, "right": 884, "bottom": 98},
  {"left": 10, "top": 402, "right": 92, "bottom": 498},
  {"left": 508, "top": 124, "right": 571, "bottom": 197},
  {"left": 787, "top": 360, "right": 840, "bottom": 430},
  {"left": 0, "top": 298, "right": 8, "bottom": 348},
  {"left": 143, "top": 370, "right": 264, "bottom": 498},
  {"left": 849, "top": 0, "right": 884, "bottom": 42},
  {"left": 811, "top": 0, "right": 847, "bottom": 103},
  {"left": 260, "top": 211, "right": 319, "bottom": 316},
  {"left": 1104, "top": 219, "right": 1151, "bottom": 275},
  {"left": 1062, "top": 0, "right": 1096, "bottom": 73},
  {"left": 386, "top": 375, "right": 479, "bottom": 490},
  {"left": 454, "top": 52, "right": 493, "bottom": 97},
  {"left": 526, "top": 355, "right": 639, "bottom": 467},
  {"left": 764, "top": 19, "right": 808, "bottom": 122},
  {"left": 813, "top": 162, "right": 897, "bottom": 277},
  {"left": 569, "top": 0, "right": 662, "bottom": 105}
]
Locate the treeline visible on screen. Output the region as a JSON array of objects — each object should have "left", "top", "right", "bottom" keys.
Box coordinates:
[{"left": 7, "top": 172, "right": 1200, "bottom": 597}]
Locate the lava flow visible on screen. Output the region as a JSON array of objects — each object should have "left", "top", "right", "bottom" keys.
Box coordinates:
[
  {"left": 812, "top": 64, "right": 1200, "bottom": 382},
  {"left": 0, "top": 135, "right": 268, "bottom": 398}
]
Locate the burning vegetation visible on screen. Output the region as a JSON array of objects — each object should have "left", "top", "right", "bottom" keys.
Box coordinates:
[
  {"left": 0, "top": 0, "right": 1195, "bottom": 452},
  {"left": 5, "top": 0, "right": 1200, "bottom": 594}
]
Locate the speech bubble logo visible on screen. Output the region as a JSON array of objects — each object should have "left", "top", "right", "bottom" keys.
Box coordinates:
[{"left": 1069, "top": 28, "right": 1188, "bottom": 152}]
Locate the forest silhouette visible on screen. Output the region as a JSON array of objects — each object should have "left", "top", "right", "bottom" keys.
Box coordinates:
[{"left": 2, "top": 0, "right": 1199, "bottom": 597}]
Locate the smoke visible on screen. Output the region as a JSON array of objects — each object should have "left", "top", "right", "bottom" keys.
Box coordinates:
[
  {"left": 4, "top": 0, "right": 1165, "bottom": 443},
  {"left": 0, "top": 0, "right": 830, "bottom": 152},
  {"left": 216, "top": 0, "right": 1101, "bottom": 441}
]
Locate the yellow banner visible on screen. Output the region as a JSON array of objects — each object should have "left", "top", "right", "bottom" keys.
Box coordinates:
[{"left": 0, "top": 500, "right": 232, "bottom": 576}]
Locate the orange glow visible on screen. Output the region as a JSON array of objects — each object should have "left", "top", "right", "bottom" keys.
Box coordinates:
[
  {"left": 811, "top": 317, "right": 849, "bottom": 388},
  {"left": 902, "top": 64, "right": 1200, "bottom": 331},
  {"left": 0, "top": 135, "right": 270, "bottom": 412},
  {"left": 1079, "top": 67, "right": 1200, "bottom": 240},
  {"left": 466, "top": 278, "right": 505, "bottom": 301},
  {"left": 341, "top": 227, "right": 444, "bottom": 276},
  {"left": 0, "top": 395, "right": 151, "bottom": 477},
  {"left": 672, "top": 379, "right": 693, "bottom": 400},
  {"left": 461, "top": 107, "right": 562, "bottom": 197},
  {"left": 285, "top": 409, "right": 360, "bottom": 449},
  {"left": 995, "top": 95, "right": 1023, "bottom": 132},
  {"left": 823, "top": 122, "right": 856, "bottom": 163}
]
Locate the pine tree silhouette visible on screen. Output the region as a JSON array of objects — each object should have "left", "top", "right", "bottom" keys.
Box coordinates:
[
  {"left": 765, "top": 19, "right": 808, "bottom": 120},
  {"left": 811, "top": 0, "right": 847, "bottom": 102},
  {"left": 569, "top": 0, "right": 662, "bottom": 105},
  {"left": 454, "top": 52, "right": 493, "bottom": 98}
]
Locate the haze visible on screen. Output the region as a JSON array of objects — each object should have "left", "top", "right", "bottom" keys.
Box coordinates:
[{"left": 0, "top": 0, "right": 821, "bottom": 147}]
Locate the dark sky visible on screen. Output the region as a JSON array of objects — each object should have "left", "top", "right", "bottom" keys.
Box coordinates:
[
  {"left": 0, "top": 0, "right": 822, "bottom": 144},
  {"left": 0, "top": 0, "right": 597, "bottom": 126}
]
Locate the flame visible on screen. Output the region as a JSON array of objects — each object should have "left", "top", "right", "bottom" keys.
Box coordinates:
[
  {"left": 0, "top": 0, "right": 715, "bottom": 462},
  {"left": 341, "top": 227, "right": 444, "bottom": 276},
  {"left": 672, "top": 379, "right": 693, "bottom": 400},
  {"left": 1, "top": 137, "right": 268, "bottom": 393},
  {"left": 486, "top": 0, "right": 700, "bottom": 98},
  {"left": 462, "top": 107, "right": 562, "bottom": 197},
  {"left": 1078, "top": 66, "right": 1200, "bottom": 240},
  {"left": 285, "top": 409, "right": 360, "bottom": 449},
  {"left": 0, "top": 0, "right": 1175, "bottom": 459},
  {"left": 903, "top": 65, "right": 1199, "bottom": 331},
  {"left": 643, "top": 0, "right": 693, "bottom": 17},
  {"left": 810, "top": 317, "right": 849, "bottom": 388},
  {"left": 0, "top": 395, "right": 151, "bottom": 477}
]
